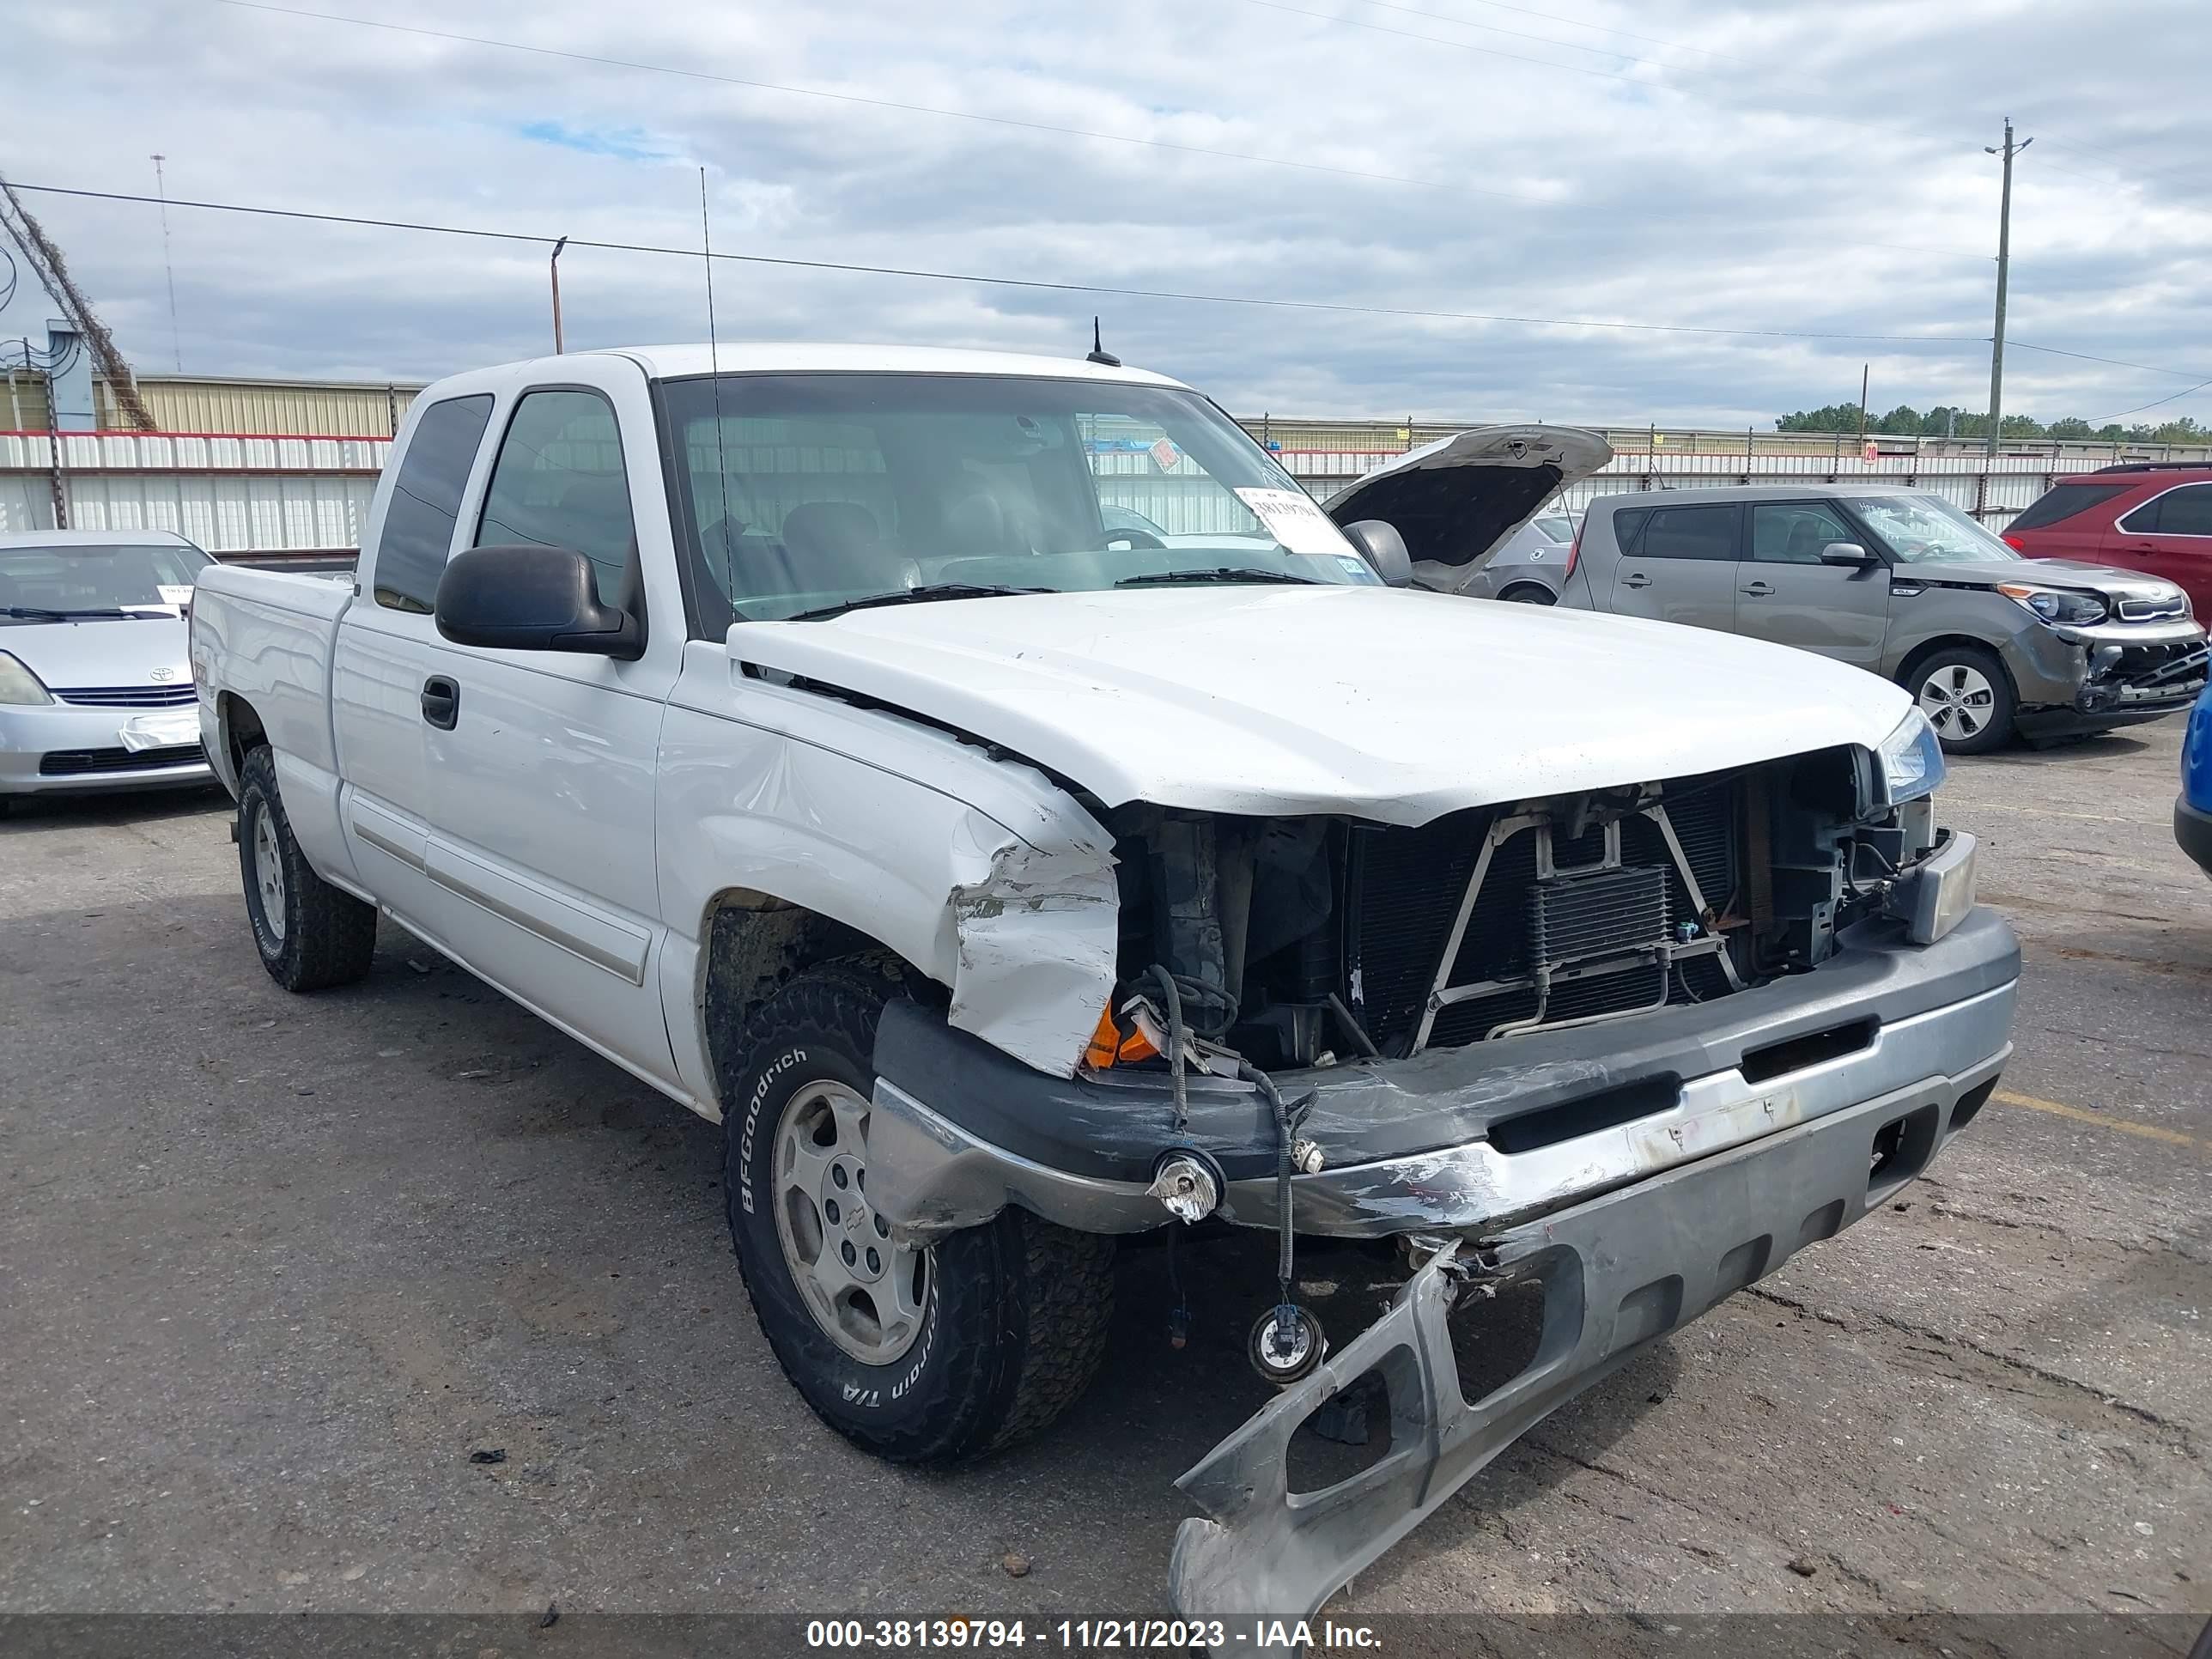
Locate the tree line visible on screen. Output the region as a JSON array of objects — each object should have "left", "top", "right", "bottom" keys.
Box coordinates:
[{"left": 1776, "top": 403, "right": 2205, "bottom": 444}]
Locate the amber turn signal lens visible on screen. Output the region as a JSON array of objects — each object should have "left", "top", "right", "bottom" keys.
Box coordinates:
[{"left": 1085, "top": 1003, "right": 1161, "bottom": 1068}]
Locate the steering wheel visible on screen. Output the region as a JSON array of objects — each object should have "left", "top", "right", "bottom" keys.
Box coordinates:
[{"left": 1102, "top": 526, "right": 1166, "bottom": 550}]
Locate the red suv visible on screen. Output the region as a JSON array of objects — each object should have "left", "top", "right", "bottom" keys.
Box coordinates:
[{"left": 2005, "top": 463, "right": 2212, "bottom": 619}]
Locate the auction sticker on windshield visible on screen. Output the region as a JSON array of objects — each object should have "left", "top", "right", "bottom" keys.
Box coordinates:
[{"left": 1234, "top": 487, "right": 1351, "bottom": 556}]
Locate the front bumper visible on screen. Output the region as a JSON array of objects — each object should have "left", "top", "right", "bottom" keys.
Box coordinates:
[
  {"left": 0, "top": 701, "right": 212, "bottom": 795},
  {"left": 2014, "top": 618, "right": 2208, "bottom": 726},
  {"left": 867, "top": 907, "right": 2019, "bottom": 1242},
  {"left": 1169, "top": 1065, "right": 1999, "bottom": 1622}
]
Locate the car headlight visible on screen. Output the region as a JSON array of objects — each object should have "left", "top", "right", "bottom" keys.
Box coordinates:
[
  {"left": 1995, "top": 581, "right": 2108, "bottom": 627},
  {"left": 1878, "top": 708, "right": 1946, "bottom": 804},
  {"left": 0, "top": 651, "right": 53, "bottom": 706}
]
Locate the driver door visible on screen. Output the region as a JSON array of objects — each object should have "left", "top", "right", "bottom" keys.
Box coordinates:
[{"left": 1733, "top": 501, "right": 1893, "bottom": 669}]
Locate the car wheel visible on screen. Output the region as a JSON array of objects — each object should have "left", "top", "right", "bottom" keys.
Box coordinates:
[
  {"left": 1909, "top": 646, "right": 2015, "bottom": 756},
  {"left": 724, "top": 960, "right": 1114, "bottom": 1464},
  {"left": 1498, "top": 584, "right": 1557, "bottom": 605},
  {"left": 236, "top": 744, "right": 379, "bottom": 991}
]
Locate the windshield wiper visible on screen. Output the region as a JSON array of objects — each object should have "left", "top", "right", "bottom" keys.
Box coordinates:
[
  {"left": 0, "top": 605, "right": 151, "bottom": 622},
  {"left": 784, "top": 582, "right": 1054, "bottom": 623},
  {"left": 1113, "top": 568, "right": 1322, "bottom": 588}
]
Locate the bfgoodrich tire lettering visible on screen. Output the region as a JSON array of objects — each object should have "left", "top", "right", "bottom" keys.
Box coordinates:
[
  {"left": 236, "top": 744, "right": 378, "bottom": 992},
  {"left": 723, "top": 961, "right": 1114, "bottom": 1463}
]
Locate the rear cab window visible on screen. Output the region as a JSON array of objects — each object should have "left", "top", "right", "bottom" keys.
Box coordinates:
[{"left": 373, "top": 395, "right": 495, "bottom": 613}]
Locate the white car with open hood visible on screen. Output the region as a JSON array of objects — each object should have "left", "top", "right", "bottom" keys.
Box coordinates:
[{"left": 191, "top": 343, "right": 2014, "bottom": 1622}]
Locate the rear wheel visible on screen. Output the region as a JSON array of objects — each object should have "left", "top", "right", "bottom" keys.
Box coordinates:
[
  {"left": 723, "top": 961, "right": 1114, "bottom": 1463},
  {"left": 1497, "top": 583, "right": 1557, "bottom": 605},
  {"left": 1909, "top": 645, "right": 2015, "bottom": 755},
  {"left": 237, "top": 745, "right": 379, "bottom": 991}
]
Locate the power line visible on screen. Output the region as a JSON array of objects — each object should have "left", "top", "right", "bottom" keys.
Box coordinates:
[
  {"left": 2093, "top": 378, "right": 2212, "bottom": 425},
  {"left": 8, "top": 179, "right": 1992, "bottom": 347},
  {"left": 211, "top": 0, "right": 1992, "bottom": 264},
  {"left": 2007, "top": 338, "right": 2212, "bottom": 382}
]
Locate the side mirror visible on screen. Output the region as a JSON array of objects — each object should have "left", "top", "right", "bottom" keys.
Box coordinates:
[
  {"left": 1340, "top": 520, "right": 1413, "bottom": 588},
  {"left": 434, "top": 544, "right": 643, "bottom": 659},
  {"left": 1820, "top": 541, "right": 1881, "bottom": 568}
]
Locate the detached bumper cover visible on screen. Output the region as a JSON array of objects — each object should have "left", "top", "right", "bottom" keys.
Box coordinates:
[{"left": 1169, "top": 1061, "right": 2000, "bottom": 1622}]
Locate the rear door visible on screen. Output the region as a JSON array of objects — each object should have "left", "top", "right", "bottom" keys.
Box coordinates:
[
  {"left": 1607, "top": 501, "right": 1742, "bottom": 633},
  {"left": 2108, "top": 482, "right": 2212, "bottom": 618},
  {"left": 415, "top": 360, "right": 688, "bottom": 1092},
  {"left": 1735, "top": 499, "right": 1893, "bottom": 668}
]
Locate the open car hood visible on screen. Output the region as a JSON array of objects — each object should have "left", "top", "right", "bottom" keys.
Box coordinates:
[{"left": 1321, "top": 425, "right": 1613, "bottom": 595}]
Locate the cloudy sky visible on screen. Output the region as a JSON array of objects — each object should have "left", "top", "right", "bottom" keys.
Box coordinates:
[{"left": 4, "top": 0, "right": 2209, "bottom": 427}]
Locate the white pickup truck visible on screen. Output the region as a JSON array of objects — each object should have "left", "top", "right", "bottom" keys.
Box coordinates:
[{"left": 192, "top": 343, "right": 2014, "bottom": 1621}]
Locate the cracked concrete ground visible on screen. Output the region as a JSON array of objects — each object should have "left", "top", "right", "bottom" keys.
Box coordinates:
[{"left": 0, "top": 722, "right": 2205, "bottom": 1629}]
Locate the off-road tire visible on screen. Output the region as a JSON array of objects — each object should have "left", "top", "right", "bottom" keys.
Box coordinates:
[
  {"left": 1905, "top": 642, "right": 2016, "bottom": 756},
  {"left": 723, "top": 958, "right": 1115, "bottom": 1463},
  {"left": 237, "top": 744, "right": 378, "bottom": 992}
]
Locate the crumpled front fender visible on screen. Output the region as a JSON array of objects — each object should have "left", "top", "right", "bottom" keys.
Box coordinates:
[{"left": 945, "top": 805, "right": 1120, "bottom": 1078}]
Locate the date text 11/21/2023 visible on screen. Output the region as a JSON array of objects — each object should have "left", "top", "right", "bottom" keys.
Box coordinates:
[{"left": 803, "top": 1618, "right": 1383, "bottom": 1650}]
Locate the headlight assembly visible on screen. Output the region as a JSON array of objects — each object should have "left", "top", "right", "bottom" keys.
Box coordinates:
[
  {"left": 1995, "top": 581, "right": 2109, "bottom": 627},
  {"left": 0, "top": 651, "right": 53, "bottom": 706},
  {"left": 1877, "top": 708, "right": 1946, "bottom": 804}
]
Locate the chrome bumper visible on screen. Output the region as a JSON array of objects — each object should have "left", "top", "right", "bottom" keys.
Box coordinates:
[
  {"left": 867, "top": 976, "right": 2014, "bottom": 1243},
  {"left": 1169, "top": 1052, "right": 2005, "bottom": 1624}
]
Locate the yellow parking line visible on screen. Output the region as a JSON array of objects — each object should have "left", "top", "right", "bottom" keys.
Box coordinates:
[{"left": 1992, "top": 1088, "right": 2200, "bottom": 1149}]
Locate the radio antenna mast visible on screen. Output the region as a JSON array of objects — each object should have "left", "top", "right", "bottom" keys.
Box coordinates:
[{"left": 699, "top": 167, "right": 735, "bottom": 604}]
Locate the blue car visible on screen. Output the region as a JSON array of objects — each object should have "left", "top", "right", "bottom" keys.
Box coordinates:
[{"left": 2181, "top": 681, "right": 2212, "bottom": 879}]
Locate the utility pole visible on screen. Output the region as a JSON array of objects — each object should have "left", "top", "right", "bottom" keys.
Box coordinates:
[
  {"left": 1857, "top": 363, "right": 1869, "bottom": 444},
  {"left": 1984, "top": 118, "right": 2033, "bottom": 457}
]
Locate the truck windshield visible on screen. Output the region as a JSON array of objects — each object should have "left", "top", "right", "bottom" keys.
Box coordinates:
[
  {"left": 659, "top": 373, "right": 1377, "bottom": 625},
  {"left": 0, "top": 542, "right": 213, "bottom": 621},
  {"left": 1844, "top": 494, "right": 2021, "bottom": 565}
]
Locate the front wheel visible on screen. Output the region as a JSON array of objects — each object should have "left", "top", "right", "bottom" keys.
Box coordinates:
[
  {"left": 237, "top": 744, "right": 379, "bottom": 991},
  {"left": 723, "top": 962, "right": 1114, "bottom": 1464},
  {"left": 1909, "top": 646, "right": 2015, "bottom": 755}
]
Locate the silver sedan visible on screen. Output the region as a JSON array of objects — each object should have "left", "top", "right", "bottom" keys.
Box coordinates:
[{"left": 0, "top": 529, "right": 216, "bottom": 810}]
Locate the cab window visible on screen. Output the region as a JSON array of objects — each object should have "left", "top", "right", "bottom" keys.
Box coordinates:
[{"left": 474, "top": 389, "right": 637, "bottom": 607}]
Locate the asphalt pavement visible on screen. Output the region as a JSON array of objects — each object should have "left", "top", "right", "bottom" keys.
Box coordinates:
[{"left": 1, "top": 723, "right": 2205, "bottom": 1632}]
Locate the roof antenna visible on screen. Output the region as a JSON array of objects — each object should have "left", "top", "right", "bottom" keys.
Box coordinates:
[
  {"left": 1085, "top": 317, "right": 1121, "bottom": 368},
  {"left": 699, "top": 167, "right": 735, "bottom": 606}
]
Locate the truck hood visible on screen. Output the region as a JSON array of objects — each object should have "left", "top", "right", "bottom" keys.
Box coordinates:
[
  {"left": 0, "top": 615, "right": 190, "bottom": 690},
  {"left": 1321, "top": 425, "right": 1613, "bottom": 596},
  {"left": 729, "top": 586, "right": 1911, "bottom": 826},
  {"left": 1909, "top": 556, "right": 2191, "bottom": 609}
]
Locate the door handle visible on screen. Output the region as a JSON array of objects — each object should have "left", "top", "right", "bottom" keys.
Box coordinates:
[
  {"left": 1741, "top": 580, "right": 1775, "bottom": 596},
  {"left": 1620, "top": 572, "right": 1653, "bottom": 589},
  {"left": 421, "top": 675, "right": 460, "bottom": 730}
]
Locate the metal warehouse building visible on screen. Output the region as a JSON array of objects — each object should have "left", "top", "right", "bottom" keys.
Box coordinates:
[{"left": 4, "top": 368, "right": 2209, "bottom": 562}]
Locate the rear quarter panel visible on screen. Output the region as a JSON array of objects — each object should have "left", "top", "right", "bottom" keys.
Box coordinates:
[{"left": 191, "top": 565, "right": 358, "bottom": 882}]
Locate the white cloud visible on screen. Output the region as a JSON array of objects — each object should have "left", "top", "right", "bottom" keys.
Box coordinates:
[{"left": 3, "top": 0, "right": 2208, "bottom": 428}]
